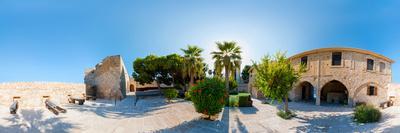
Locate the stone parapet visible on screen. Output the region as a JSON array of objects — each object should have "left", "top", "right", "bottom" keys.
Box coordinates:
[{"left": 0, "top": 82, "right": 85, "bottom": 107}]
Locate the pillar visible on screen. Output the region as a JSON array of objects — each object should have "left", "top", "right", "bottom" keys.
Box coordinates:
[{"left": 316, "top": 87, "right": 321, "bottom": 106}]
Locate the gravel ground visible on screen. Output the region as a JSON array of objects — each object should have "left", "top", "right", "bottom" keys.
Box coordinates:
[{"left": 0, "top": 94, "right": 399, "bottom": 133}]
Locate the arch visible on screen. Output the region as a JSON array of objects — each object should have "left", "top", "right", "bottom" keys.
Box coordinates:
[
  {"left": 352, "top": 82, "right": 385, "bottom": 100},
  {"left": 293, "top": 81, "right": 315, "bottom": 101},
  {"left": 320, "top": 80, "right": 349, "bottom": 105},
  {"left": 129, "top": 84, "right": 135, "bottom": 92}
]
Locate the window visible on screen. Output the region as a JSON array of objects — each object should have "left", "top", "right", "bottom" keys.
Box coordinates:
[
  {"left": 380, "top": 62, "right": 385, "bottom": 72},
  {"left": 301, "top": 56, "right": 308, "bottom": 67},
  {"left": 332, "top": 52, "right": 342, "bottom": 66},
  {"left": 367, "top": 59, "right": 374, "bottom": 71},
  {"left": 367, "top": 86, "right": 377, "bottom": 96}
]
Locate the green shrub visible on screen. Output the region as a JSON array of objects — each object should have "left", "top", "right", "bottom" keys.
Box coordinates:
[
  {"left": 190, "top": 78, "right": 227, "bottom": 120},
  {"left": 238, "top": 93, "right": 252, "bottom": 107},
  {"left": 226, "top": 93, "right": 252, "bottom": 107},
  {"left": 184, "top": 91, "right": 191, "bottom": 101},
  {"left": 354, "top": 105, "right": 381, "bottom": 123},
  {"left": 277, "top": 110, "right": 296, "bottom": 119},
  {"left": 227, "top": 95, "right": 239, "bottom": 107},
  {"left": 229, "top": 79, "right": 238, "bottom": 91},
  {"left": 163, "top": 88, "right": 178, "bottom": 103}
]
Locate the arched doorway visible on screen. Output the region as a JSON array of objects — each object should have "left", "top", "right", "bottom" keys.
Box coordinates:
[
  {"left": 130, "top": 84, "right": 135, "bottom": 92},
  {"left": 321, "top": 80, "right": 348, "bottom": 105},
  {"left": 295, "top": 81, "right": 315, "bottom": 102}
]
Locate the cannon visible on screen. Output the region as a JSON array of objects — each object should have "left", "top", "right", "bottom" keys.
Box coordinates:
[{"left": 10, "top": 101, "right": 18, "bottom": 114}]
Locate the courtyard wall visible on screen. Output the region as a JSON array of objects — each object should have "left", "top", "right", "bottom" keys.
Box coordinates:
[{"left": 0, "top": 82, "right": 85, "bottom": 107}]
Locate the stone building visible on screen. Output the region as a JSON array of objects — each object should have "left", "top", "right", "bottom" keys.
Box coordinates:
[
  {"left": 85, "top": 55, "right": 130, "bottom": 100},
  {"left": 249, "top": 47, "right": 394, "bottom": 107}
]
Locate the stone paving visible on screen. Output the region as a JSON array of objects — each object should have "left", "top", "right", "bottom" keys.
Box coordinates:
[{"left": 1, "top": 94, "right": 400, "bottom": 132}]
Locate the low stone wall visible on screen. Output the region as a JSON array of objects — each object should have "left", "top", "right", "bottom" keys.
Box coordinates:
[{"left": 0, "top": 82, "right": 85, "bottom": 107}]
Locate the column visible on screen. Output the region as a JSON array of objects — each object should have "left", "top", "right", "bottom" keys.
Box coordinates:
[{"left": 316, "top": 87, "right": 321, "bottom": 106}]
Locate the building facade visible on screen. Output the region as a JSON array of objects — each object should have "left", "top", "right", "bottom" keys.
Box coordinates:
[{"left": 249, "top": 47, "right": 394, "bottom": 107}]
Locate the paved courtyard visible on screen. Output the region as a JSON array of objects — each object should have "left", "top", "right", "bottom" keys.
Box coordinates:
[{"left": 0, "top": 94, "right": 400, "bottom": 133}]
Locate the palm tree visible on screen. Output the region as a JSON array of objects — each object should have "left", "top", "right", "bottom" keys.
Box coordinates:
[
  {"left": 211, "top": 41, "right": 242, "bottom": 91},
  {"left": 181, "top": 45, "right": 204, "bottom": 90}
]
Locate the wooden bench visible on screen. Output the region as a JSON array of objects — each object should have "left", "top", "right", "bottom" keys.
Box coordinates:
[
  {"left": 45, "top": 100, "right": 67, "bottom": 115},
  {"left": 380, "top": 100, "right": 394, "bottom": 109},
  {"left": 69, "top": 97, "right": 85, "bottom": 105},
  {"left": 10, "top": 101, "right": 18, "bottom": 114},
  {"left": 85, "top": 95, "right": 96, "bottom": 101}
]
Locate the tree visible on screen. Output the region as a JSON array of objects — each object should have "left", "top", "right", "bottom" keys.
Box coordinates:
[
  {"left": 181, "top": 45, "right": 204, "bottom": 90},
  {"left": 211, "top": 41, "right": 242, "bottom": 91},
  {"left": 133, "top": 55, "right": 169, "bottom": 90},
  {"left": 133, "top": 54, "right": 185, "bottom": 90},
  {"left": 165, "top": 54, "right": 185, "bottom": 87},
  {"left": 241, "top": 65, "right": 251, "bottom": 83},
  {"left": 253, "top": 52, "right": 305, "bottom": 115}
]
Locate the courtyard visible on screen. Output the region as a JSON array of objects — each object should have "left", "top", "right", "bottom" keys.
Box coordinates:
[{"left": 1, "top": 94, "right": 399, "bottom": 133}]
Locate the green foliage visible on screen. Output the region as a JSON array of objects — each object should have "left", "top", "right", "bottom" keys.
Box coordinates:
[
  {"left": 226, "top": 93, "right": 252, "bottom": 107},
  {"left": 163, "top": 88, "right": 178, "bottom": 103},
  {"left": 354, "top": 105, "right": 381, "bottom": 123},
  {"left": 241, "top": 65, "right": 251, "bottom": 83},
  {"left": 253, "top": 52, "right": 305, "bottom": 113},
  {"left": 228, "top": 95, "right": 239, "bottom": 107},
  {"left": 165, "top": 54, "right": 185, "bottom": 85},
  {"left": 229, "top": 79, "right": 238, "bottom": 91},
  {"left": 133, "top": 54, "right": 185, "bottom": 87},
  {"left": 238, "top": 93, "right": 252, "bottom": 107},
  {"left": 184, "top": 91, "right": 191, "bottom": 101},
  {"left": 189, "top": 78, "right": 227, "bottom": 119},
  {"left": 181, "top": 45, "right": 205, "bottom": 88},
  {"left": 277, "top": 110, "right": 296, "bottom": 119},
  {"left": 211, "top": 41, "right": 242, "bottom": 91}
]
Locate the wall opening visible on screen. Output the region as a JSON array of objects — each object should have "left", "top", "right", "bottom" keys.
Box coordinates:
[
  {"left": 295, "top": 81, "right": 315, "bottom": 102},
  {"left": 130, "top": 84, "right": 135, "bottom": 92},
  {"left": 321, "top": 80, "right": 348, "bottom": 105}
]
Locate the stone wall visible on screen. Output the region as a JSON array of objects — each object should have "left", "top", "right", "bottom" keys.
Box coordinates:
[
  {"left": 85, "top": 55, "right": 129, "bottom": 100},
  {"left": 388, "top": 83, "right": 400, "bottom": 105},
  {"left": 0, "top": 82, "right": 85, "bottom": 107}
]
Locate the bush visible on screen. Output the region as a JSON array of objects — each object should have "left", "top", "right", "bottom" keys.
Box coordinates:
[
  {"left": 238, "top": 93, "right": 252, "bottom": 107},
  {"left": 229, "top": 79, "right": 238, "bottom": 91},
  {"left": 163, "top": 88, "right": 178, "bottom": 103},
  {"left": 277, "top": 110, "right": 296, "bottom": 119},
  {"left": 226, "top": 93, "right": 252, "bottom": 107},
  {"left": 184, "top": 91, "right": 191, "bottom": 101},
  {"left": 227, "top": 95, "right": 239, "bottom": 107},
  {"left": 190, "top": 78, "right": 227, "bottom": 120},
  {"left": 354, "top": 105, "right": 381, "bottom": 123}
]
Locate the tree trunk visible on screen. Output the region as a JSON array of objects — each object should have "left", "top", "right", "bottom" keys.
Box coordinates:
[
  {"left": 157, "top": 81, "right": 161, "bottom": 95},
  {"left": 225, "top": 66, "right": 229, "bottom": 91},
  {"left": 284, "top": 95, "right": 289, "bottom": 113}
]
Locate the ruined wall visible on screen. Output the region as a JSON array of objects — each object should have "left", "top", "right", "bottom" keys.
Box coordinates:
[
  {"left": 85, "top": 55, "right": 129, "bottom": 100},
  {"left": 0, "top": 82, "right": 85, "bottom": 107}
]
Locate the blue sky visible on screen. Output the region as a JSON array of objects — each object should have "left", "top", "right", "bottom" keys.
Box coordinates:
[{"left": 0, "top": 1, "right": 399, "bottom": 83}]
